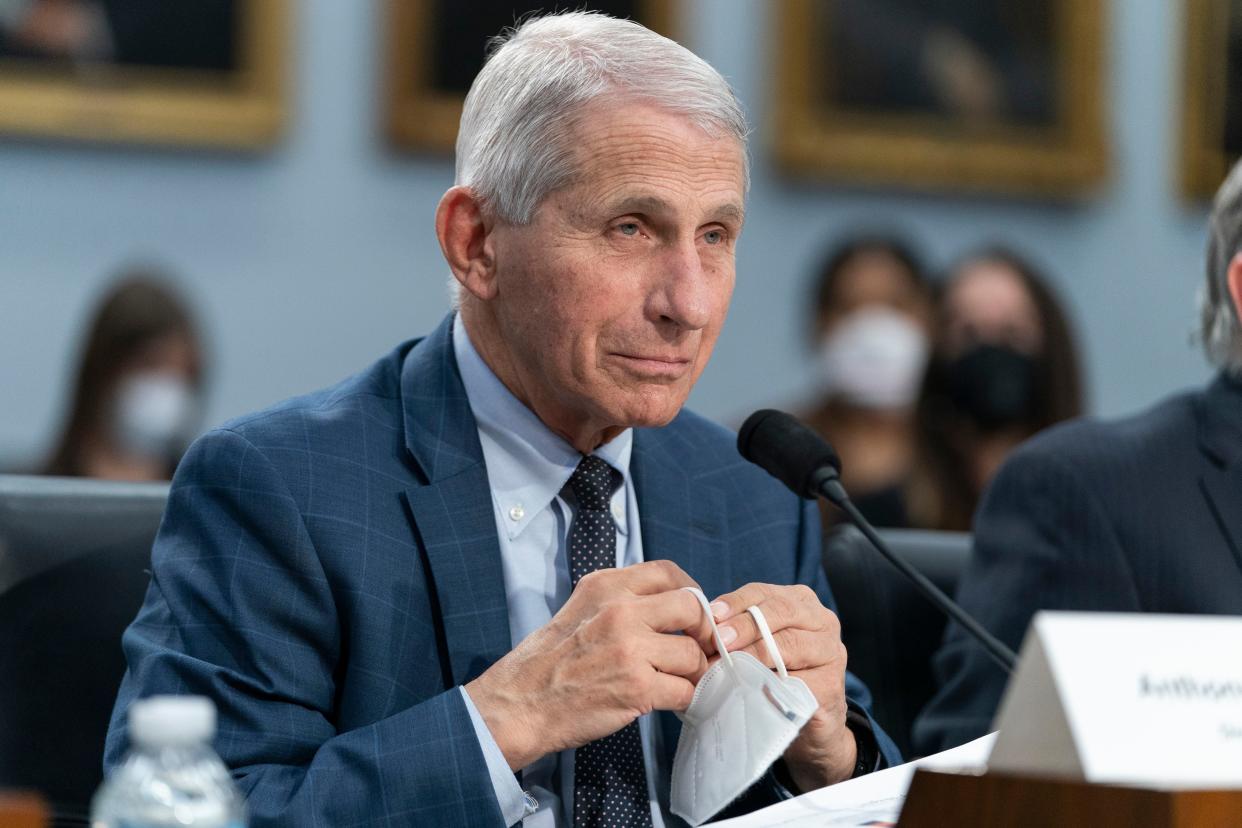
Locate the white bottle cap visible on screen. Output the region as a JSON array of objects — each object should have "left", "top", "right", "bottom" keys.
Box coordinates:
[{"left": 128, "top": 695, "right": 216, "bottom": 747}]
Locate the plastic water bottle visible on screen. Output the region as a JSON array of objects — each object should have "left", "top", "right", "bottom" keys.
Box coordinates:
[{"left": 91, "top": 695, "right": 247, "bottom": 828}]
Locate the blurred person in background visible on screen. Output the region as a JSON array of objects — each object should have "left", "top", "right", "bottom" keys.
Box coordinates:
[
  {"left": 915, "top": 159, "right": 1242, "bottom": 753},
  {"left": 799, "top": 236, "right": 933, "bottom": 528},
  {"left": 42, "top": 270, "right": 205, "bottom": 481},
  {"left": 905, "top": 247, "right": 1083, "bottom": 531}
]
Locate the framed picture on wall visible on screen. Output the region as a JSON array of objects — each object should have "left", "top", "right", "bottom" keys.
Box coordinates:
[
  {"left": 772, "top": 0, "right": 1108, "bottom": 197},
  {"left": 383, "top": 0, "right": 678, "bottom": 153},
  {"left": 0, "top": 0, "right": 288, "bottom": 150},
  {"left": 1181, "top": 0, "right": 1242, "bottom": 199}
]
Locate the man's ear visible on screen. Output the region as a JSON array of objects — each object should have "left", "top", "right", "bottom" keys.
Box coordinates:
[
  {"left": 436, "top": 185, "right": 498, "bottom": 301},
  {"left": 1228, "top": 252, "right": 1242, "bottom": 324}
]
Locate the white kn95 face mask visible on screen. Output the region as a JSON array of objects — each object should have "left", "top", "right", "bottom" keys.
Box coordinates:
[{"left": 671, "top": 588, "right": 820, "bottom": 826}]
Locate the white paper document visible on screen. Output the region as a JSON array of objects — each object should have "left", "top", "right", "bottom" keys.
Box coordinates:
[{"left": 706, "top": 733, "right": 996, "bottom": 827}]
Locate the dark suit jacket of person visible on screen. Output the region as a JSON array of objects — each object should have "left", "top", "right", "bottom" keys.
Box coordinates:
[
  {"left": 104, "top": 314, "right": 898, "bottom": 827},
  {"left": 914, "top": 374, "right": 1242, "bottom": 755}
]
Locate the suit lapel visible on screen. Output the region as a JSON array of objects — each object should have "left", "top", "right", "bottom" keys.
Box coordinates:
[
  {"left": 632, "top": 422, "right": 729, "bottom": 776},
  {"left": 1199, "top": 466, "right": 1242, "bottom": 578},
  {"left": 1196, "top": 375, "right": 1242, "bottom": 580},
  {"left": 631, "top": 424, "right": 730, "bottom": 596},
  {"left": 399, "top": 315, "right": 512, "bottom": 686}
]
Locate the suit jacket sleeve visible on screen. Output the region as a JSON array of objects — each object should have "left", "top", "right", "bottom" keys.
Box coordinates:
[
  {"left": 104, "top": 428, "right": 504, "bottom": 827},
  {"left": 913, "top": 440, "right": 1142, "bottom": 755}
]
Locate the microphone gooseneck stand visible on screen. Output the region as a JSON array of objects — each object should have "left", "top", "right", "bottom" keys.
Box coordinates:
[{"left": 739, "top": 409, "right": 1017, "bottom": 676}]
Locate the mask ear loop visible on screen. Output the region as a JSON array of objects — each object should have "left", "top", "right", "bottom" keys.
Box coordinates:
[
  {"left": 746, "top": 605, "right": 789, "bottom": 679},
  {"left": 682, "top": 587, "right": 734, "bottom": 669}
]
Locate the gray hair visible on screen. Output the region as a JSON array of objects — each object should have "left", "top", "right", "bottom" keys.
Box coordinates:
[
  {"left": 1201, "top": 158, "right": 1242, "bottom": 375},
  {"left": 454, "top": 11, "right": 750, "bottom": 225}
]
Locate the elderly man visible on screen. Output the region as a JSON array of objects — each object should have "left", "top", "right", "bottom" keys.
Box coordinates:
[
  {"left": 104, "top": 12, "right": 897, "bottom": 827},
  {"left": 914, "top": 158, "right": 1242, "bottom": 755}
]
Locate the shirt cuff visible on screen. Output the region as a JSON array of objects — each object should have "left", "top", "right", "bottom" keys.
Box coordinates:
[{"left": 460, "top": 686, "right": 530, "bottom": 826}]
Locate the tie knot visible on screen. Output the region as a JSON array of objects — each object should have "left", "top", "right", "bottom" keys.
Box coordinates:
[{"left": 569, "top": 454, "right": 620, "bottom": 512}]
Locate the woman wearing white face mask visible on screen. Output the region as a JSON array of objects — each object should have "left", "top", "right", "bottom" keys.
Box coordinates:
[
  {"left": 797, "top": 236, "right": 933, "bottom": 528},
  {"left": 42, "top": 272, "right": 206, "bottom": 482}
]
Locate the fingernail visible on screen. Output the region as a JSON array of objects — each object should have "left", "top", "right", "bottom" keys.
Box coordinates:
[
  {"left": 718, "top": 625, "right": 737, "bottom": 646},
  {"left": 710, "top": 601, "right": 730, "bottom": 620}
]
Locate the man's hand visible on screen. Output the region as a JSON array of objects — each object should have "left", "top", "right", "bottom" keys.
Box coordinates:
[
  {"left": 465, "top": 560, "right": 713, "bottom": 770},
  {"left": 708, "top": 583, "right": 856, "bottom": 792}
]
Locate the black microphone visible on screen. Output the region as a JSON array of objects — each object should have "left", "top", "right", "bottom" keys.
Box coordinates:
[{"left": 738, "top": 409, "right": 1017, "bottom": 675}]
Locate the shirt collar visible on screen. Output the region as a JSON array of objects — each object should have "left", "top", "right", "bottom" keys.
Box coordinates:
[{"left": 452, "top": 313, "right": 632, "bottom": 540}]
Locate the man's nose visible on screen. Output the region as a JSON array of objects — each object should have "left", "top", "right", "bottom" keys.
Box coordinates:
[{"left": 650, "top": 241, "right": 713, "bottom": 331}]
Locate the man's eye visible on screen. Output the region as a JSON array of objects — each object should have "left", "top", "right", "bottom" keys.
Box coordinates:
[
  {"left": 617, "top": 222, "right": 640, "bottom": 236},
  {"left": 704, "top": 229, "right": 725, "bottom": 245}
]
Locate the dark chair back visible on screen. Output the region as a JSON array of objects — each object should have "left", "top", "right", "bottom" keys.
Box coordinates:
[
  {"left": 824, "top": 524, "right": 971, "bottom": 760},
  {"left": 0, "top": 475, "right": 167, "bottom": 825}
]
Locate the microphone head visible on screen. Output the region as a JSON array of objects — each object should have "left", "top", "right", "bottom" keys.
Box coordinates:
[{"left": 737, "top": 409, "right": 842, "bottom": 499}]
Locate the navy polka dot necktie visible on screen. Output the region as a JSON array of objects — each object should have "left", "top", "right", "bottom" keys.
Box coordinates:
[{"left": 568, "top": 455, "right": 652, "bottom": 828}]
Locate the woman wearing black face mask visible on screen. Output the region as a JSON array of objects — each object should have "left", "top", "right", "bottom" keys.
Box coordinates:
[{"left": 906, "top": 248, "right": 1083, "bottom": 531}]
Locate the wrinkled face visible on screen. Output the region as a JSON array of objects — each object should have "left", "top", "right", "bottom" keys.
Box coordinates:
[{"left": 485, "top": 103, "right": 746, "bottom": 442}]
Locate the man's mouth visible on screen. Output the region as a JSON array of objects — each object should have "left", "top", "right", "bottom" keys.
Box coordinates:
[{"left": 611, "top": 353, "right": 693, "bottom": 378}]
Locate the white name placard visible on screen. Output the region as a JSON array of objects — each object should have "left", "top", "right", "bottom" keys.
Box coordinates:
[{"left": 988, "top": 611, "right": 1242, "bottom": 788}]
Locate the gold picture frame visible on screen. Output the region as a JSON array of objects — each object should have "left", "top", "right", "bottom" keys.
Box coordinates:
[
  {"left": 1180, "top": 0, "right": 1238, "bottom": 199},
  {"left": 772, "top": 0, "right": 1108, "bottom": 197},
  {"left": 384, "top": 1, "right": 678, "bottom": 153},
  {"left": 0, "top": 0, "right": 288, "bottom": 150}
]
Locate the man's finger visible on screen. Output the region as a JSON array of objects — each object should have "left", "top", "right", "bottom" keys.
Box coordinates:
[
  {"left": 708, "top": 582, "right": 779, "bottom": 623},
  {"left": 715, "top": 591, "right": 828, "bottom": 653},
  {"left": 590, "top": 559, "right": 699, "bottom": 597},
  {"left": 709, "top": 582, "right": 821, "bottom": 623},
  {"left": 731, "top": 627, "right": 841, "bottom": 672},
  {"left": 631, "top": 589, "right": 711, "bottom": 636},
  {"left": 648, "top": 670, "right": 697, "bottom": 712},
  {"left": 645, "top": 631, "right": 709, "bottom": 678}
]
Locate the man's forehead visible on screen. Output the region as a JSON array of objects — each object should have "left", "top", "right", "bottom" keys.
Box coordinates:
[
  {"left": 600, "top": 192, "right": 745, "bottom": 224},
  {"left": 567, "top": 102, "right": 744, "bottom": 182}
]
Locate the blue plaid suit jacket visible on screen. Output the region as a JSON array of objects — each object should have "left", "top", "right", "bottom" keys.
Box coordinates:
[{"left": 104, "top": 314, "right": 896, "bottom": 826}]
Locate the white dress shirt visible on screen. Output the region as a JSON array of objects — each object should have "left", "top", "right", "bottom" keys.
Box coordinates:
[{"left": 453, "top": 315, "right": 668, "bottom": 827}]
